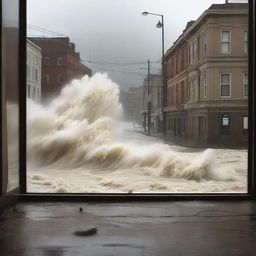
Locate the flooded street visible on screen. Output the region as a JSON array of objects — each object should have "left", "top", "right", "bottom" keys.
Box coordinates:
[{"left": 28, "top": 127, "right": 247, "bottom": 194}]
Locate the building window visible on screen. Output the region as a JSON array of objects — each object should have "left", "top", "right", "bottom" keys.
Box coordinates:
[
  {"left": 188, "top": 45, "right": 192, "bottom": 64},
  {"left": 58, "top": 75, "right": 63, "bottom": 83},
  {"left": 181, "top": 50, "right": 184, "bottom": 71},
  {"left": 220, "top": 73, "right": 230, "bottom": 97},
  {"left": 203, "top": 32, "right": 207, "bottom": 55},
  {"left": 174, "top": 55, "right": 177, "bottom": 74},
  {"left": 188, "top": 81, "right": 191, "bottom": 100},
  {"left": 196, "top": 36, "right": 200, "bottom": 60},
  {"left": 221, "top": 113, "right": 230, "bottom": 135},
  {"left": 57, "top": 57, "right": 62, "bottom": 66},
  {"left": 35, "top": 69, "right": 38, "bottom": 82},
  {"left": 222, "top": 114, "right": 230, "bottom": 126},
  {"left": 181, "top": 81, "right": 184, "bottom": 104},
  {"left": 243, "top": 115, "right": 248, "bottom": 130},
  {"left": 203, "top": 74, "right": 207, "bottom": 98},
  {"left": 244, "top": 73, "right": 248, "bottom": 97},
  {"left": 244, "top": 31, "right": 248, "bottom": 54},
  {"left": 221, "top": 31, "right": 231, "bottom": 53},
  {"left": 192, "top": 42, "right": 196, "bottom": 62},
  {"left": 31, "top": 67, "right": 34, "bottom": 82},
  {"left": 192, "top": 79, "right": 195, "bottom": 100},
  {"left": 44, "top": 57, "right": 50, "bottom": 65}
]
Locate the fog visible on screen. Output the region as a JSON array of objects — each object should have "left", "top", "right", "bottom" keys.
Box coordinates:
[{"left": 27, "top": 0, "right": 226, "bottom": 89}]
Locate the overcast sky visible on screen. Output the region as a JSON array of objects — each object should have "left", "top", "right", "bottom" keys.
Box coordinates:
[{"left": 28, "top": 0, "right": 229, "bottom": 90}]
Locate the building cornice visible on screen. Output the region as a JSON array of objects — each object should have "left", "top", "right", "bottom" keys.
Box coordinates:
[
  {"left": 184, "top": 99, "right": 248, "bottom": 110},
  {"left": 26, "top": 39, "right": 42, "bottom": 51},
  {"left": 164, "top": 3, "right": 248, "bottom": 59}
]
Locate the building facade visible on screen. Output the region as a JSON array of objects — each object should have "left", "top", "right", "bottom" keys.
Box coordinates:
[
  {"left": 26, "top": 39, "right": 42, "bottom": 102},
  {"left": 164, "top": 3, "right": 248, "bottom": 147},
  {"left": 142, "top": 74, "right": 162, "bottom": 134},
  {"left": 164, "top": 22, "right": 191, "bottom": 139},
  {"left": 119, "top": 86, "right": 143, "bottom": 125},
  {"left": 29, "top": 37, "right": 92, "bottom": 100}
]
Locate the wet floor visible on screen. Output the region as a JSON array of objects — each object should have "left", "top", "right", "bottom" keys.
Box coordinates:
[{"left": 0, "top": 201, "right": 256, "bottom": 256}]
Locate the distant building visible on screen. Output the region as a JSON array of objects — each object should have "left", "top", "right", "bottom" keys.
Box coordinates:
[
  {"left": 164, "top": 3, "right": 248, "bottom": 147},
  {"left": 26, "top": 39, "right": 42, "bottom": 102},
  {"left": 119, "top": 86, "right": 143, "bottom": 124},
  {"left": 28, "top": 37, "right": 92, "bottom": 100},
  {"left": 142, "top": 74, "right": 162, "bottom": 133}
]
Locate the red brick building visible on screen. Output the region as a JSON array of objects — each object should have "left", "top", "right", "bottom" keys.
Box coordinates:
[
  {"left": 164, "top": 22, "right": 191, "bottom": 138},
  {"left": 164, "top": 3, "right": 248, "bottom": 147},
  {"left": 29, "top": 37, "right": 92, "bottom": 100}
]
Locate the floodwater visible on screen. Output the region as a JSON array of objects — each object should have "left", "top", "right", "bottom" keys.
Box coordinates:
[{"left": 27, "top": 74, "right": 247, "bottom": 193}]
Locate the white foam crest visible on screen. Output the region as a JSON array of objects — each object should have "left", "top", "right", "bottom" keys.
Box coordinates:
[{"left": 27, "top": 73, "right": 237, "bottom": 182}]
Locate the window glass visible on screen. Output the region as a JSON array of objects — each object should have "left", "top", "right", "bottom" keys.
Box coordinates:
[
  {"left": 2, "top": 0, "right": 20, "bottom": 191},
  {"left": 244, "top": 31, "right": 248, "bottom": 53},
  {"left": 243, "top": 116, "right": 248, "bottom": 130},
  {"left": 244, "top": 73, "right": 248, "bottom": 97},
  {"left": 203, "top": 74, "right": 207, "bottom": 97},
  {"left": 26, "top": 0, "right": 248, "bottom": 194},
  {"left": 221, "top": 74, "right": 230, "bottom": 96},
  {"left": 58, "top": 57, "right": 62, "bottom": 66},
  {"left": 221, "top": 31, "right": 230, "bottom": 53},
  {"left": 222, "top": 116, "right": 229, "bottom": 126}
]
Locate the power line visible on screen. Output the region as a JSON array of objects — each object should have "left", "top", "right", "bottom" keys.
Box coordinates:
[
  {"left": 90, "top": 67, "right": 147, "bottom": 76},
  {"left": 27, "top": 24, "right": 68, "bottom": 37},
  {"left": 82, "top": 59, "right": 161, "bottom": 66}
]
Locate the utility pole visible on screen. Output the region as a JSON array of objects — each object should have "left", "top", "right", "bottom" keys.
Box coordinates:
[
  {"left": 147, "top": 59, "right": 151, "bottom": 135},
  {"left": 143, "top": 84, "right": 147, "bottom": 132}
]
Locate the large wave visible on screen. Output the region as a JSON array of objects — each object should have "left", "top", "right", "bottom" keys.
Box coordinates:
[{"left": 27, "top": 73, "right": 237, "bottom": 184}]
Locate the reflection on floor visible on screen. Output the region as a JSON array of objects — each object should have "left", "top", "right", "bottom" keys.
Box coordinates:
[{"left": 0, "top": 201, "right": 256, "bottom": 256}]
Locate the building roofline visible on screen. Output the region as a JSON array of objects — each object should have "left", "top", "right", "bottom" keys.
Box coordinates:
[
  {"left": 164, "top": 3, "right": 248, "bottom": 59},
  {"left": 27, "top": 36, "right": 70, "bottom": 40},
  {"left": 26, "top": 39, "right": 42, "bottom": 51},
  {"left": 79, "top": 62, "right": 92, "bottom": 72}
]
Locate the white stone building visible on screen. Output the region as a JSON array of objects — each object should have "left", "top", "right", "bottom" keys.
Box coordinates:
[{"left": 26, "top": 39, "right": 42, "bottom": 102}]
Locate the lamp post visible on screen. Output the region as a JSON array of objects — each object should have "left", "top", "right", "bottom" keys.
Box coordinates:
[
  {"left": 147, "top": 60, "right": 151, "bottom": 134},
  {"left": 142, "top": 11, "right": 166, "bottom": 137}
]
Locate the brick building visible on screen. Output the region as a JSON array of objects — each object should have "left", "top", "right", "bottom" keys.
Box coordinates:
[
  {"left": 164, "top": 22, "right": 192, "bottom": 138},
  {"left": 164, "top": 3, "right": 248, "bottom": 147},
  {"left": 29, "top": 37, "right": 92, "bottom": 100}
]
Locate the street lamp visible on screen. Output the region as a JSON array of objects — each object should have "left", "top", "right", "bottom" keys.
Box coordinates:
[{"left": 141, "top": 11, "right": 166, "bottom": 137}]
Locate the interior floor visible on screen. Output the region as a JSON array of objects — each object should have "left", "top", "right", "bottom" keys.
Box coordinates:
[{"left": 0, "top": 200, "right": 256, "bottom": 256}]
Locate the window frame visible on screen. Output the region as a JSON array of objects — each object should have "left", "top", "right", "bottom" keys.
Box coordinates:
[
  {"left": 220, "top": 113, "right": 231, "bottom": 135},
  {"left": 11, "top": 0, "right": 255, "bottom": 200},
  {"left": 220, "top": 73, "right": 231, "bottom": 98},
  {"left": 57, "top": 57, "right": 62, "bottom": 66},
  {"left": 243, "top": 115, "right": 248, "bottom": 131},
  {"left": 44, "top": 56, "right": 50, "bottom": 65},
  {"left": 203, "top": 73, "right": 207, "bottom": 98},
  {"left": 243, "top": 72, "right": 248, "bottom": 98},
  {"left": 244, "top": 30, "right": 248, "bottom": 54},
  {"left": 220, "top": 30, "right": 231, "bottom": 54}
]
